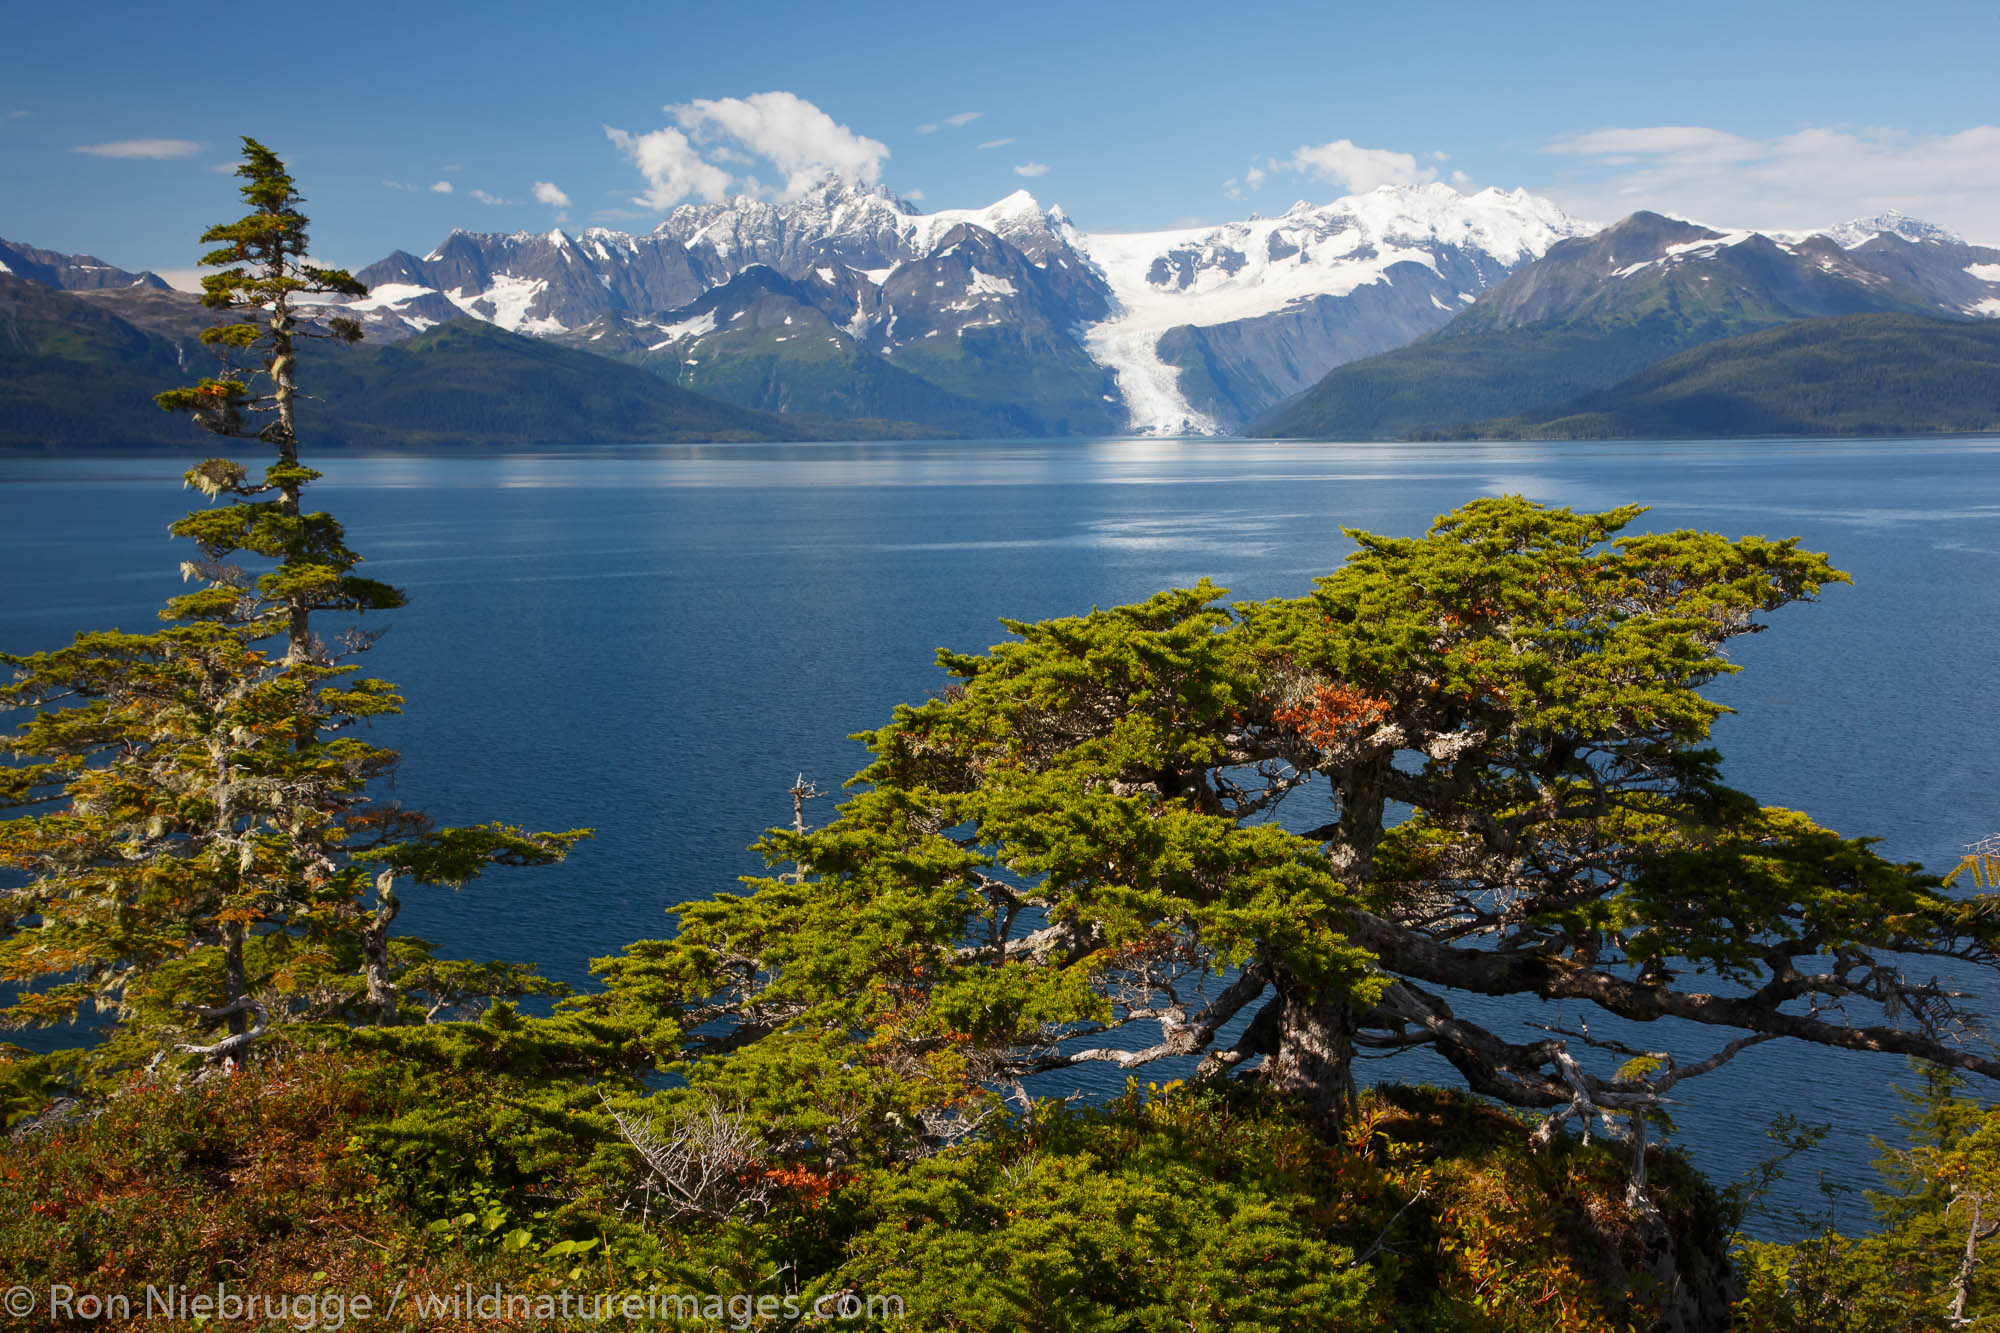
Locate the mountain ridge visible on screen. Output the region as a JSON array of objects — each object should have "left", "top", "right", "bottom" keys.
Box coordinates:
[
  {"left": 7, "top": 187, "right": 1998, "bottom": 444},
  {"left": 1257, "top": 210, "right": 2000, "bottom": 440},
  {"left": 327, "top": 178, "right": 1598, "bottom": 434},
  {"left": 0, "top": 237, "right": 171, "bottom": 293},
  {"left": 0, "top": 274, "right": 932, "bottom": 448}
]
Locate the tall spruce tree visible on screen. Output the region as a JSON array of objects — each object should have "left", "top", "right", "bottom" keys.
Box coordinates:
[
  {"left": 0, "top": 138, "right": 584, "bottom": 1067},
  {"left": 152, "top": 135, "right": 395, "bottom": 667}
]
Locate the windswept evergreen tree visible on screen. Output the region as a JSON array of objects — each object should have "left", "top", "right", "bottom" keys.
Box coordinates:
[
  {"left": 0, "top": 139, "right": 584, "bottom": 1069},
  {"left": 590, "top": 498, "right": 2000, "bottom": 1207}
]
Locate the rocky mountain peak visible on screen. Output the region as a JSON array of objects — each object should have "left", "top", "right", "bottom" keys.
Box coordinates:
[
  {"left": 1818, "top": 209, "right": 1966, "bottom": 249},
  {"left": 0, "top": 238, "right": 171, "bottom": 292}
]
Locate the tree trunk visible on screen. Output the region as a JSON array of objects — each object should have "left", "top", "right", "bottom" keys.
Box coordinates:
[
  {"left": 270, "top": 293, "right": 310, "bottom": 668},
  {"left": 222, "top": 924, "right": 247, "bottom": 1037},
  {"left": 1328, "top": 756, "right": 1390, "bottom": 883},
  {"left": 1949, "top": 1190, "right": 1999, "bottom": 1328},
  {"left": 1258, "top": 966, "right": 1356, "bottom": 1122},
  {"left": 360, "top": 868, "right": 400, "bottom": 1022}
]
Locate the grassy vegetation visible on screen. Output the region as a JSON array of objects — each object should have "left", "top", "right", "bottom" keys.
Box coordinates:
[{"left": 0, "top": 1050, "right": 1737, "bottom": 1332}]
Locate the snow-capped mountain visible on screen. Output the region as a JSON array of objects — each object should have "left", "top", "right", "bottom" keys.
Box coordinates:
[
  {"left": 1260, "top": 207, "right": 2000, "bottom": 441},
  {"left": 355, "top": 228, "right": 709, "bottom": 334},
  {"left": 1448, "top": 211, "right": 2000, "bottom": 334},
  {"left": 1076, "top": 183, "right": 1593, "bottom": 432},
  {"left": 547, "top": 228, "right": 1123, "bottom": 437},
  {"left": 1445, "top": 212, "right": 1937, "bottom": 332},
  {"left": 1843, "top": 233, "right": 2000, "bottom": 320},
  {"left": 333, "top": 179, "right": 1994, "bottom": 437},
  {"left": 346, "top": 179, "right": 1122, "bottom": 433},
  {"left": 11, "top": 186, "right": 1993, "bottom": 446},
  {"left": 656, "top": 178, "right": 1090, "bottom": 274},
  {"left": 340, "top": 178, "right": 1596, "bottom": 435},
  {"left": 1797, "top": 209, "right": 1968, "bottom": 250},
  {"left": 352, "top": 180, "right": 1101, "bottom": 337}
]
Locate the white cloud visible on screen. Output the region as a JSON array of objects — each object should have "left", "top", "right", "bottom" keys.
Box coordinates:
[
  {"left": 1283, "top": 139, "right": 1437, "bottom": 194},
  {"left": 1223, "top": 160, "right": 1272, "bottom": 201},
  {"left": 390, "top": 178, "right": 463, "bottom": 199},
  {"left": 978, "top": 137, "right": 1015, "bottom": 150},
  {"left": 670, "top": 90, "right": 887, "bottom": 198},
  {"left": 156, "top": 269, "right": 206, "bottom": 293},
  {"left": 904, "top": 187, "right": 925, "bottom": 201},
  {"left": 605, "top": 123, "right": 732, "bottom": 209},
  {"left": 1546, "top": 125, "right": 1759, "bottom": 167},
  {"left": 470, "top": 188, "right": 509, "bottom": 205},
  {"left": 1014, "top": 161, "right": 1050, "bottom": 178},
  {"left": 609, "top": 91, "right": 892, "bottom": 210},
  {"left": 8, "top": 110, "right": 30, "bottom": 120},
  {"left": 1539, "top": 123, "right": 2000, "bottom": 242},
  {"left": 74, "top": 138, "right": 200, "bottom": 160},
  {"left": 441, "top": 163, "right": 464, "bottom": 173},
  {"left": 532, "top": 180, "right": 571, "bottom": 208},
  {"left": 919, "top": 111, "right": 983, "bottom": 135}
]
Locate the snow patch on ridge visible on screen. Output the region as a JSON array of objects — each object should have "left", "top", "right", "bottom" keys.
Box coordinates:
[
  {"left": 447, "top": 273, "right": 561, "bottom": 334},
  {"left": 647, "top": 310, "right": 718, "bottom": 349},
  {"left": 967, "top": 268, "right": 1016, "bottom": 298},
  {"left": 349, "top": 282, "right": 437, "bottom": 311}
]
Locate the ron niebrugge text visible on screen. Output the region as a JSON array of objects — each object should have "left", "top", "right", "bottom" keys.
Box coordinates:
[{"left": 8, "top": 1282, "right": 905, "bottom": 1327}]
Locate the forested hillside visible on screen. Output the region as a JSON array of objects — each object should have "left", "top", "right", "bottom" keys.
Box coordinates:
[{"left": 1472, "top": 313, "right": 2000, "bottom": 438}]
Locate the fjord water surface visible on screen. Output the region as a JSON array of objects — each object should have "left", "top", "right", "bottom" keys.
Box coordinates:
[{"left": 4, "top": 436, "right": 1997, "bottom": 1229}]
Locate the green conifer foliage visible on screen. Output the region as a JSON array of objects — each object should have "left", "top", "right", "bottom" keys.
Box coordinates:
[
  {"left": 1736, "top": 1064, "right": 2000, "bottom": 1330},
  {"left": 153, "top": 137, "right": 398, "bottom": 664},
  {"left": 1, "top": 139, "right": 585, "bottom": 1068},
  {"left": 593, "top": 498, "right": 2000, "bottom": 1168}
]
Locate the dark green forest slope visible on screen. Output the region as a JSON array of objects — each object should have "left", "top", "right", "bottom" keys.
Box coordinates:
[{"left": 1477, "top": 314, "right": 2000, "bottom": 439}]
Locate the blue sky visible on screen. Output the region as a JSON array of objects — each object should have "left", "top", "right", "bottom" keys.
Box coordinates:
[{"left": 6, "top": 0, "right": 1999, "bottom": 281}]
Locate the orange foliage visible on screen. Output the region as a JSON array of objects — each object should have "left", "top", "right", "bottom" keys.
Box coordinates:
[
  {"left": 1274, "top": 684, "right": 1391, "bottom": 749},
  {"left": 760, "top": 1164, "right": 842, "bottom": 1209}
]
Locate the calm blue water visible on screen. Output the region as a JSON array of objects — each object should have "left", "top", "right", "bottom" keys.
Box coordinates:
[{"left": 5, "top": 435, "right": 1999, "bottom": 1232}]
